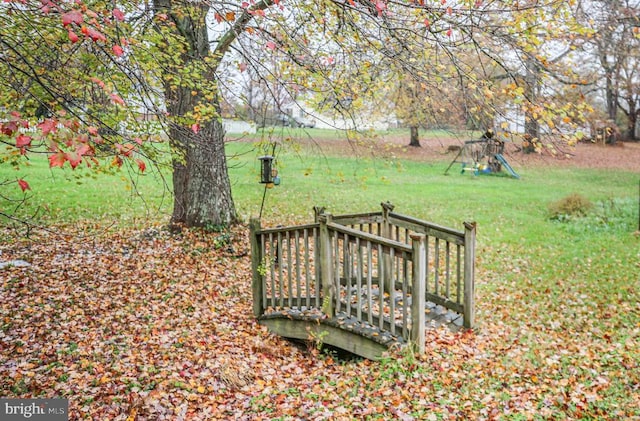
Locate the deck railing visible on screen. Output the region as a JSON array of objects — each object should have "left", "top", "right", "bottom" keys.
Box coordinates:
[{"left": 250, "top": 203, "right": 476, "bottom": 352}]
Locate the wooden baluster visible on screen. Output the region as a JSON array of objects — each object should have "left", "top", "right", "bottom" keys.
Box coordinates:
[{"left": 411, "top": 234, "right": 426, "bottom": 353}]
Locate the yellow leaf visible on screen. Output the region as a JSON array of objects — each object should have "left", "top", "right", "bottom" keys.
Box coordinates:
[
  {"left": 197, "top": 386, "right": 206, "bottom": 393},
  {"left": 126, "top": 408, "right": 138, "bottom": 421}
]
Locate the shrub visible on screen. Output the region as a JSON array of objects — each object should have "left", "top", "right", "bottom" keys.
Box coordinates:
[{"left": 548, "top": 193, "right": 593, "bottom": 221}]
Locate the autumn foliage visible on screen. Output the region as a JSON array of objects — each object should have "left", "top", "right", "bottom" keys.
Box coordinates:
[{"left": 1, "top": 222, "right": 638, "bottom": 419}]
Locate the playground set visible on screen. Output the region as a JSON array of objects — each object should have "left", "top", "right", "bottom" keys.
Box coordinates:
[{"left": 444, "top": 133, "right": 520, "bottom": 178}]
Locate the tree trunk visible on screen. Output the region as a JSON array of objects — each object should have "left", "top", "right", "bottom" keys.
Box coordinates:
[
  {"left": 623, "top": 101, "right": 638, "bottom": 141},
  {"left": 157, "top": 0, "right": 237, "bottom": 227},
  {"left": 625, "top": 113, "right": 635, "bottom": 141},
  {"left": 170, "top": 117, "right": 237, "bottom": 227},
  {"left": 605, "top": 70, "right": 618, "bottom": 122},
  {"left": 408, "top": 125, "right": 421, "bottom": 147},
  {"left": 524, "top": 56, "right": 540, "bottom": 140}
]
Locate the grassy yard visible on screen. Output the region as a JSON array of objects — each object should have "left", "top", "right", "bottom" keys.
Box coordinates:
[{"left": 1, "top": 132, "right": 639, "bottom": 419}]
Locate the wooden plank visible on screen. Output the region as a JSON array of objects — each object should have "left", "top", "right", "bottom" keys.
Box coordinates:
[
  {"left": 425, "top": 236, "right": 430, "bottom": 294},
  {"left": 411, "top": 234, "right": 426, "bottom": 353},
  {"left": 377, "top": 243, "right": 384, "bottom": 331},
  {"left": 356, "top": 237, "right": 362, "bottom": 322},
  {"left": 249, "top": 219, "right": 264, "bottom": 318},
  {"left": 388, "top": 213, "right": 465, "bottom": 245},
  {"left": 319, "top": 215, "right": 334, "bottom": 316},
  {"left": 445, "top": 241, "right": 451, "bottom": 299},
  {"left": 327, "top": 222, "right": 412, "bottom": 253},
  {"left": 401, "top": 257, "right": 409, "bottom": 340},
  {"left": 463, "top": 222, "right": 476, "bottom": 328},
  {"left": 434, "top": 237, "right": 440, "bottom": 296},
  {"left": 314, "top": 226, "right": 321, "bottom": 309},
  {"left": 456, "top": 244, "right": 462, "bottom": 305},
  {"left": 286, "top": 231, "right": 293, "bottom": 308},
  {"left": 304, "top": 229, "right": 311, "bottom": 309},
  {"left": 334, "top": 232, "right": 341, "bottom": 314},
  {"left": 258, "top": 318, "right": 389, "bottom": 360},
  {"left": 269, "top": 232, "right": 277, "bottom": 310},
  {"left": 366, "top": 241, "right": 373, "bottom": 325},
  {"left": 344, "top": 232, "right": 351, "bottom": 317},
  {"left": 256, "top": 223, "right": 320, "bottom": 236},
  {"left": 295, "top": 230, "right": 301, "bottom": 309},
  {"left": 277, "top": 232, "right": 284, "bottom": 308},
  {"left": 425, "top": 293, "right": 464, "bottom": 314},
  {"left": 389, "top": 247, "right": 395, "bottom": 335},
  {"left": 331, "top": 212, "right": 383, "bottom": 226}
]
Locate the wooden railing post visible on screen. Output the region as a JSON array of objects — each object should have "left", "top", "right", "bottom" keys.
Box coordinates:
[
  {"left": 463, "top": 222, "right": 477, "bottom": 329},
  {"left": 381, "top": 202, "right": 395, "bottom": 297},
  {"left": 313, "top": 206, "right": 326, "bottom": 223},
  {"left": 318, "top": 214, "right": 335, "bottom": 316},
  {"left": 250, "top": 218, "right": 264, "bottom": 318},
  {"left": 410, "top": 234, "right": 426, "bottom": 353}
]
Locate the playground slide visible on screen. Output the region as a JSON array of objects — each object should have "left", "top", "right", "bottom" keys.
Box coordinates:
[{"left": 494, "top": 154, "right": 520, "bottom": 179}]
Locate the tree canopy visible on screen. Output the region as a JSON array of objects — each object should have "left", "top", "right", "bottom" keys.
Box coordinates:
[{"left": 1, "top": 0, "right": 599, "bottom": 226}]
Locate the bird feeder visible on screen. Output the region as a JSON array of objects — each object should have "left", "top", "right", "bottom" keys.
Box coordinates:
[{"left": 259, "top": 155, "right": 280, "bottom": 187}]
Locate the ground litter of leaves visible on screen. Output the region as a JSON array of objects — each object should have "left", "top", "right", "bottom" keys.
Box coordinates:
[{"left": 1, "top": 223, "right": 638, "bottom": 420}]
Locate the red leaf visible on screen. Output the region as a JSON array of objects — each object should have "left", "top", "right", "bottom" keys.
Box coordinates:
[
  {"left": 239, "top": 62, "right": 248, "bottom": 72},
  {"left": 424, "top": 18, "right": 430, "bottom": 28},
  {"left": 1, "top": 121, "right": 18, "bottom": 136},
  {"left": 115, "top": 143, "right": 135, "bottom": 157},
  {"left": 214, "top": 12, "right": 223, "bottom": 23},
  {"left": 266, "top": 41, "right": 276, "bottom": 50},
  {"left": 38, "top": 119, "right": 57, "bottom": 135},
  {"left": 76, "top": 143, "right": 92, "bottom": 157},
  {"left": 61, "top": 10, "right": 83, "bottom": 26},
  {"left": 112, "top": 45, "right": 124, "bottom": 57},
  {"left": 86, "top": 27, "right": 107, "bottom": 42},
  {"left": 16, "top": 134, "right": 32, "bottom": 148},
  {"left": 49, "top": 152, "right": 66, "bottom": 168},
  {"left": 68, "top": 29, "right": 79, "bottom": 43},
  {"left": 91, "top": 77, "right": 106, "bottom": 89},
  {"left": 112, "top": 8, "right": 125, "bottom": 21},
  {"left": 112, "top": 155, "right": 123, "bottom": 168},
  {"left": 17, "top": 179, "right": 30, "bottom": 192},
  {"left": 446, "top": 28, "right": 452, "bottom": 37},
  {"left": 110, "top": 93, "right": 125, "bottom": 106},
  {"left": 65, "top": 152, "right": 82, "bottom": 169},
  {"left": 137, "top": 159, "right": 146, "bottom": 173},
  {"left": 88, "top": 126, "right": 98, "bottom": 136},
  {"left": 191, "top": 123, "right": 200, "bottom": 134}
]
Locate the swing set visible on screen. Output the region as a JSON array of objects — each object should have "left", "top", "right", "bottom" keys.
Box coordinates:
[{"left": 444, "top": 134, "right": 520, "bottom": 179}]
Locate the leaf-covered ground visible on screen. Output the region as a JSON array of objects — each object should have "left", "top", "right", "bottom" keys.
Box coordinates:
[{"left": 1, "top": 225, "right": 639, "bottom": 420}]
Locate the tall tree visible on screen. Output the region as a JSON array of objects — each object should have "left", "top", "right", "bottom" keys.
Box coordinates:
[{"left": 578, "top": 0, "right": 640, "bottom": 140}]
